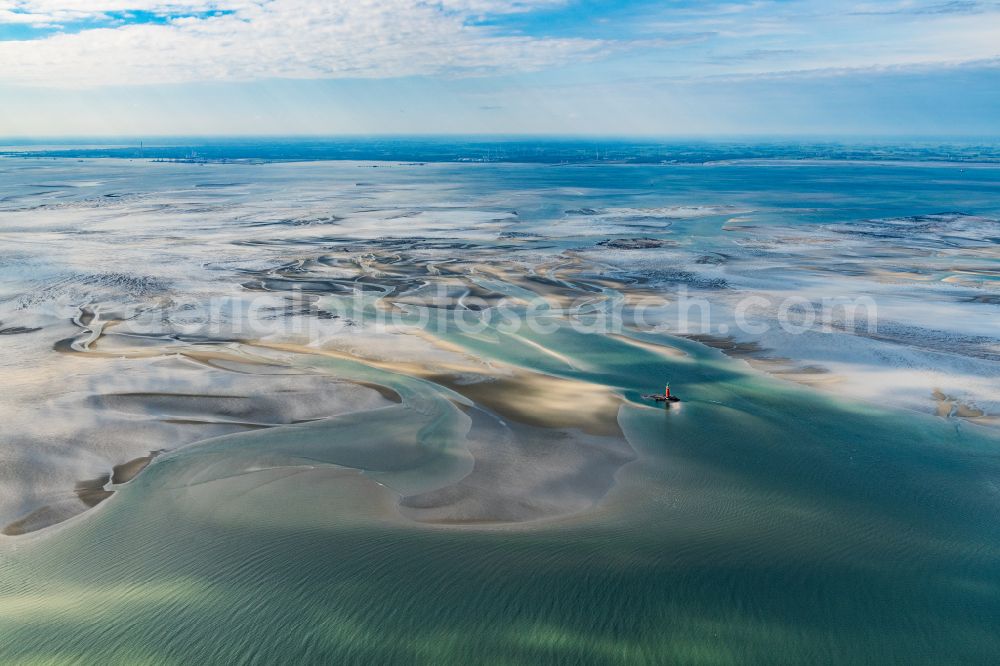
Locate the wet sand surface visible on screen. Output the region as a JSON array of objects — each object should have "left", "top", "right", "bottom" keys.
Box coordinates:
[{"left": 1, "top": 158, "right": 999, "bottom": 663}]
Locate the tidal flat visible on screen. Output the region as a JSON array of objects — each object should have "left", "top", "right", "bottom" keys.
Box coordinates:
[{"left": 1, "top": 156, "right": 999, "bottom": 663}]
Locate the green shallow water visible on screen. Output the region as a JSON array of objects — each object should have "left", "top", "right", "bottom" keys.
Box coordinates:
[{"left": 2, "top": 320, "right": 1000, "bottom": 664}]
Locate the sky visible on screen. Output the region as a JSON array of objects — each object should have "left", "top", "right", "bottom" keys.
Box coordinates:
[{"left": 0, "top": 0, "right": 998, "bottom": 136}]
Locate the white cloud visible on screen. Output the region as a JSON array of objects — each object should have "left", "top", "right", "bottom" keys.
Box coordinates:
[
  {"left": 0, "top": 0, "right": 597, "bottom": 87},
  {"left": 637, "top": 0, "right": 1000, "bottom": 78},
  {"left": 0, "top": 0, "right": 997, "bottom": 89},
  {"left": 0, "top": 8, "right": 53, "bottom": 23},
  {"left": 0, "top": 0, "right": 247, "bottom": 25}
]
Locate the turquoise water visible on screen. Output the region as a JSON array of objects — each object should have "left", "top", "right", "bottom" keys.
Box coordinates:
[{"left": 2, "top": 318, "right": 999, "bottom": 663}]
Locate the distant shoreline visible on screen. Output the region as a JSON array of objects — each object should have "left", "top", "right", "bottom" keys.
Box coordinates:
[{"left": 3, "top": 137, "right": 1000, "bottom": 165}]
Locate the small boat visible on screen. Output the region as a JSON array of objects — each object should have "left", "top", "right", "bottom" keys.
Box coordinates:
[{"left": 643, "top": 384, "right": 680, "bottom": 403}]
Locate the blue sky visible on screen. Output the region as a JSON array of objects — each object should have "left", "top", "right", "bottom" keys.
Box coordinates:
[{"left": 0, "top": 1, "right": 998, "bottom": 136}]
